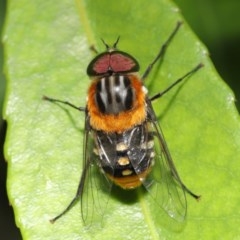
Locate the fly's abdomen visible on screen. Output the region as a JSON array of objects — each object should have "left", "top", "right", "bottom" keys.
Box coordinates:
[{"left": 94, "top": 123, "right": 155, "bottom": 189}]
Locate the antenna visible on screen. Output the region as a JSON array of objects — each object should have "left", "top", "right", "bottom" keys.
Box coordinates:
[{"left": 101, "top": 36, "right": 121, "bottom": 50}]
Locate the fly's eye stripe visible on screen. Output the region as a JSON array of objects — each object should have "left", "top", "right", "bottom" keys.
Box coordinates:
[
  {"left": 115, "top": 75, "right": 120, "bottom": 86},
  {"left": 115, "top": 92, "right": 121, "bottom": 103},
  {"left": 123, "top": 76, "right": 131, "bottom": 87},
  {"left": 96, "top": 80, "right": 102, "bottom": 91},
  {"left": 105, "top": 78, "right": 112, "bottom": 104},
  {"left": 96, "top": 92, "right": 106, "bottom": 113},
  {"left": 95, "top": 75, "right": 135, "bottom": 114},
  {"left": 125, "top": 88, "right": 133, "bottom": 110}
]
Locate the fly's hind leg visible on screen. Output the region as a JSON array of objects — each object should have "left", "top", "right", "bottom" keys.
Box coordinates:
[{"left": 50, "top": 159, "right": 90, "bottom": 223}]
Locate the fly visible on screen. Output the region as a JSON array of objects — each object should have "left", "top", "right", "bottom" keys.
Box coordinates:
[{"left": 44, "top": 21, "right": 202, "bottom": 224}]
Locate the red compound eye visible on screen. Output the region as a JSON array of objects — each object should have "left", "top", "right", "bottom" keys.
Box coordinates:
[
  {"left": 87, "top": 51, "right": 139, "bottom": 76},
  {"left": 110, "top": 52, "right": 139, "bottom": 73}
]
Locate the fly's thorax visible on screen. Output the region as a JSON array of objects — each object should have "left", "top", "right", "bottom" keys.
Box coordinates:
[
  {"left": 95, "top": 74, "right": 135, "bottom": 114},
  {"left": 87, "top": 74, "right": 147, "bottom": 133}
]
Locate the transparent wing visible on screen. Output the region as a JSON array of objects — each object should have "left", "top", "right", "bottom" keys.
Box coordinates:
[
  {"left": 129, "top": 101, "right": 188, "bottom": 222},
  {"left": 146, "top": 120, "right": 187, "bottom": 221},
  {"left": 80, "top": 114, "right": 114, "bottom": 226}
]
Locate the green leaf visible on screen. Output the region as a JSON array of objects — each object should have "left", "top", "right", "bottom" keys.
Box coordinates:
[
  {"left": 0, "top": 0, "right": 6, "bottom": 126},
  {"left": 3, "top": 0, "right": 240, "bottom": 239},
  {"left": 174, "top": 0, "right": 240, "bottom": 40},
  {"left": 174, "top": 0, "right": 240, "bottom": 112}
]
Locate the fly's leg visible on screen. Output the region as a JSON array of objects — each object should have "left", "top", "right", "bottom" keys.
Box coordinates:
[
  {"left": 149, "top": 65, "right": 203, "bottom": 200},
  {"left": 43, "top": 95, "right": 87, "bottom": 222},
  {"left": 49, "top": 158, "right": 90, "bottom": 223},
  {"left": 142, "top": 21, "right": 182, "bottom": 81},
  {"left": 43, "top": 96, "right": 85, "bottom": 112},
  {"left": 150, "top": 63, "right": 203, "bottom": 101},
  {"left": 144, "top": 23, "right": 203, "bottom": 200}
]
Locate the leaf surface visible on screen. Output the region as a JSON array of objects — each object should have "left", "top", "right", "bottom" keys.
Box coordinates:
[{"left": 3, "top": 0, "right": 240, "bottom": 239}]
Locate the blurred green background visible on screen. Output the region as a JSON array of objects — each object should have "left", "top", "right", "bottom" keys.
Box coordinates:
[
  {"left": 0, "top": 0, "right": 239, "bottom": 239},
  {"left": 175, "top": 0, "right": 240, "bottom": 112}
]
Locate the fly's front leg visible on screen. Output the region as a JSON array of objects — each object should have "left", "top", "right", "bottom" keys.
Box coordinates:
[
  {"left": 142, "top": 21, "right": 182, "bottom": 81},
  {"left": 43, "top": 96, "right": 85, "bottom": 112}
]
